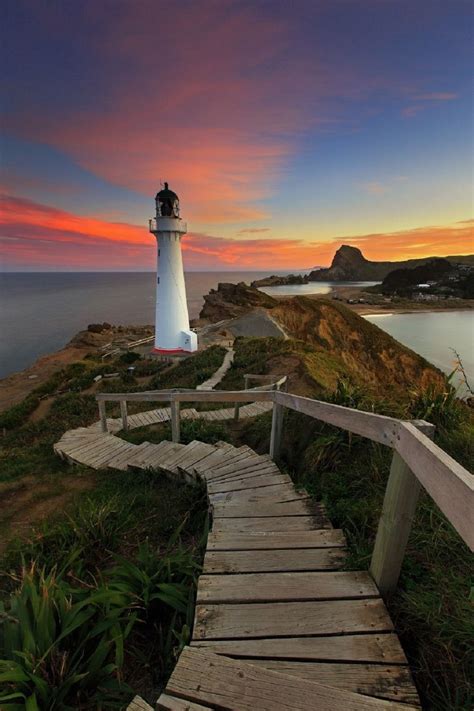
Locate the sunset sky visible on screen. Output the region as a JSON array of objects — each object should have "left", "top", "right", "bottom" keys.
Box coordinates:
[{"left": 1, "top": 0, "right": 472, "bottom": 271}]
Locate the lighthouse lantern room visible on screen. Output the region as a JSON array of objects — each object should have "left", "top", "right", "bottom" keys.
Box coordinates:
[{"left": 149, "top": 183, "right": 198, "bottom": 354}]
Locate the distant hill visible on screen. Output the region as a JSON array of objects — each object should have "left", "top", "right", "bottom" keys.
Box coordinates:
[
  {"left": 380, "top": 258, "right": 452, "bottom": 291},
  {"left": 309, "top": 245, "right": 474, "bottom": 282}
]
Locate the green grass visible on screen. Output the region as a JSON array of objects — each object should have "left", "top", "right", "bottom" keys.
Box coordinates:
[{"left": 0, "top": 470, "right": 208, "bottom": 708}]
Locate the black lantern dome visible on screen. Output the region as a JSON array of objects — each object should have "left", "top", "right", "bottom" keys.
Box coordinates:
[{"left": 155, "top": 182, "right": 180, "bottom": 217}]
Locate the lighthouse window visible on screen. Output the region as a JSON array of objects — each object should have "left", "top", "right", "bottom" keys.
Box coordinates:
[
  {"left": 158, "top": 249, "right": 160, "bottom": 256},
  {"left": 157, "top": 277, "right": 160, "bottom": 284}
]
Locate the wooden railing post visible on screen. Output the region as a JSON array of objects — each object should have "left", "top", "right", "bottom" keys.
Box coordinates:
[
  {"left": 370, "top": 422, "right": 435, "bottom": 596},
  {"left": 170, "top": 399, "right": 180, "bottom": 443},
  {"left": 120, "top": 400, "right": 128, "bottom": 432},
  {"left": 269, "top": 401, "right": 284, "bottom": 460},
  {"left": 98, "top": 400, "right": 107, "bottom": 433}
]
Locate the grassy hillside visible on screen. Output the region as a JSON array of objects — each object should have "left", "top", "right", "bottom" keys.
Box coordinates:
[{"left": 0, "top": 324, "right": 472, "bottom": 709}]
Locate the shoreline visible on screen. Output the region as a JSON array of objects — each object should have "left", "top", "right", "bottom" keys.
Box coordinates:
[{"left": 2, "top": 286, "right": 472, "bottom": 411}]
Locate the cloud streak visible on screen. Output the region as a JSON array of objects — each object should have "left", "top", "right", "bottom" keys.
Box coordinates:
[{"left": 1, "top": 194, "right": 472, "bottom": 271}]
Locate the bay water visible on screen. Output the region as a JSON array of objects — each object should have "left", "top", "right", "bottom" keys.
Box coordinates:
[{"left": 1, "top": 273, "right": 472, "bottom": 387}]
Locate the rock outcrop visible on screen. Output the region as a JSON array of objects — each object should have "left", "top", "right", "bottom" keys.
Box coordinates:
[
  {"left": 308, "top": 245, "right": 474, "bottom": 282},
  {"left": 199, "top": 282, "right": 277, "bottom": 321},
  {"left": 251, "top": 274, "right": 308, "bottom": 287}
]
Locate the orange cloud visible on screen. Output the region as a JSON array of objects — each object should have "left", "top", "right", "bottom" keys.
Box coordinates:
[{"left": 1, "top": 194, "right": 472, "bottom": 271}]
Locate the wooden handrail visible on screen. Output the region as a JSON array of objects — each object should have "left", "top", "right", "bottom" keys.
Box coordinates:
[
  {"left": 273, "top": 390, "right": 401, "bottom": 447},
  {"left": 395, "top": 422, "right": 474, "bottom": 549}
]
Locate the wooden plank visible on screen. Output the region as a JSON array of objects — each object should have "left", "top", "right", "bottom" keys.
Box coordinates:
[
  {"left": 207, "top": 473, "right": 291, "bottom": 494},
  {"left": 207, "top": 457, "right": 274, "bottom": 480},
  {"left": 243, "top": 661, "right": 420, "bottom": 706},
  {"left": 157, "top": 693, "right": 212, "bottom": 710},
  {"left": 196, "top": 571, "right": 379, "bottom": 604},
  {"left": 396, "top": 421, "right": 474, "bottom": 550},
  {"left": 165, "top": 647, "right": 417, "bottom": 711},
  {"left": 210, "top": 490, "right": 310, "bottom": 506},
  {"left": 207, "top": 529, "right": 346, "bottom": 550},
  {"left": 193, "top": 599, "right": 394, "bottom": 640},
  {"left": 191, "top": 632, "right": 407, "bottom": 663},
  {"left": 203, "top": 548, "right": 346, "bottom": 574},
  {"left": 126, "top": 696, "right": 154, "bottom": 711},
  {"left": 209, "top": 482, "right": 303, "bottom": 503},
  {"left": 211, "top": 516, "right": 318, "bottom": 533},
  {"left": 206, "top": 462, "right": 279, "bottom": 485},
  {"left": 211, "top": 499, "right": 315, "bottom": 517}
]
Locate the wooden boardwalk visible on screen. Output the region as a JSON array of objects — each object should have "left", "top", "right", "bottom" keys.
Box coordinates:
[
  {"left": 156, "top": 445, "right": 420, "bottom": 710},
  {"left": 54, "top": 423, "right": 421, "bottom": 708}
]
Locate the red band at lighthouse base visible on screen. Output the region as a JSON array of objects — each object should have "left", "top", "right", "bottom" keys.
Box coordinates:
[{"left": 151, "top": 347, "right": 194, "bottom": 355}]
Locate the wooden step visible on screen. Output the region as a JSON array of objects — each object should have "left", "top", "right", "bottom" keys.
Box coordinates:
[
  {"left": 196, "top": 571, "right": 379, "bottom": 604},
  {"left": 207, "top": 529, "right": 346, "bottom": 550},
  {"left": 203, "top": 547, "right": 346, "bottom": 574},
  {"left": 161, "top": 646, "right": 418, "bottom": 710},
  {"left": 193, "top": 599, "right": 394, "bottom": 640}
]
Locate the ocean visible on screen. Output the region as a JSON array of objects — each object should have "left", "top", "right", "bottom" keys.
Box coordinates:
[{"left": 1, "top": 272, "right": 473, "bottom": 386}]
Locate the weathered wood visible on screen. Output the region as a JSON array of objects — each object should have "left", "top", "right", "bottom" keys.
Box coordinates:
[
  {"left": 191, "top": 632, "right": 407, "bottom": 663},
  {"left": 196, "top": 571, "right": 379, "bottom": 603},
  {"left": 211, "top": 499, "right": 315, "bottom": 517},
  {"left": 207, "top": 529, "right": 346, "bottom": 550},
  {"left": 193, "top": 599, "right": 394, "bottom": 640},
  {"left": 208, "top": 483, "right": 303, "bottom": 505},
  {"left": 203, "top": 547, "right": 346, "bottom": 573},
  {"left": 98, "top": 400, "right": 107, "bottom": 432},
  {"left": 243, "top": 661, "right": 420, "bottom": 706},
  {"left": 274, "top": 390, "right": 400, "bottom": 446},
  {"left": 171, "top": 400, "right": 180, "bottom": 443},
  {"left": 157, "top": 693, "right": 212, "bottom": 710},
  {"left": 211, "top": 516, "right": 319, "bottom": 533},
  {"left": 165, "top": 647, "right": 417, "bottom": 711},
  {"left": 269, "top": 401, "right": 284, "bottom": 460},
  {"left": 120, "top": 400, "right": 128, "bottom": 432},
  {"left": 96, "top": 389, "right": 275, "bottom": 403},
  {"left": 396, "top": 421, "right": 473, "bottom": 550},
  {"left": 126, "top": 696, "right": 154, "bottom": 711},
  {"left": 207, "top": 473, "right": 291, "bottom": 495},
  {"left": 370, "top": 450, "right": 423, "bottom": 595}
]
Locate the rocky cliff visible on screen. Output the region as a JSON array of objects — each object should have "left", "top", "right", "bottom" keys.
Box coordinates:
[
  {"left": 199, "top": 282, "right": 277, "bottom": 321},
  {"left": 309, "top": 245, "right": 473, "bottom": 282},
  {"left": 198, "top": 282, "right": 445, "bottom": 395}
]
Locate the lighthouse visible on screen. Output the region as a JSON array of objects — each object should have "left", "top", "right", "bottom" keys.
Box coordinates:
[{"left": 149, "top": 183, "right": 197, "bottom": 354}]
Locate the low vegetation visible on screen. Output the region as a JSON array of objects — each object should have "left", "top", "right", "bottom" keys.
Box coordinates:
[
  {"left": 0, "top": 345, "right": 227, "bottom": 708},
  {"left": 1, "top": 334, "right": 472, "bottom": 709}
]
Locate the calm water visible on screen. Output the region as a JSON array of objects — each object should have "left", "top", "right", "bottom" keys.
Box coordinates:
[
  {"left": 364, "top": 311, "right": 474, "bottom": 385},
  {"left": 0, "top": 271, "right": 291, "bottom": 378},
  {"left": 1, "top": 273, "right": 472, "bottom": 386}
]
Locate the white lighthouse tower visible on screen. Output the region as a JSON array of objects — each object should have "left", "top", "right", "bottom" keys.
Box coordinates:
[{"left": 149, "top": 183, "right": 197, "bottom": 354}]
